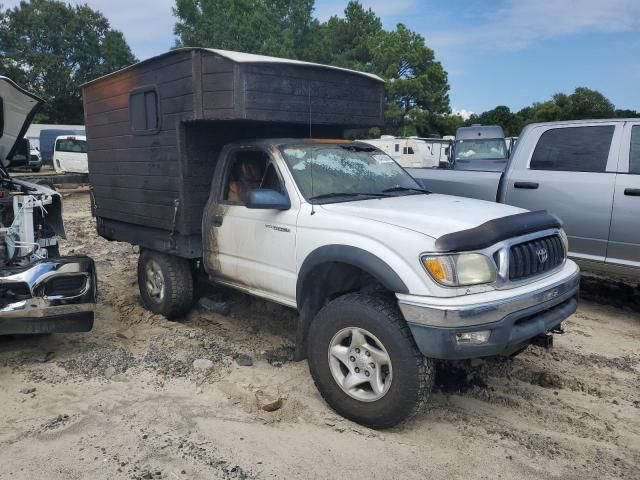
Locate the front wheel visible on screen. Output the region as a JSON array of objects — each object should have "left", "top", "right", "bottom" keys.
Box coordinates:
[
  {"left": 137, "top": 249, "right": 194, "bottom": 319},
  {"left": 307, "top": 293, "right": 434, "bottom": 429}
]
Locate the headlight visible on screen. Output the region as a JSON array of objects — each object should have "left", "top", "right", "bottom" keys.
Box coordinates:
[{"left": 421, "top": 253, "right": 497, "bottom": 287}]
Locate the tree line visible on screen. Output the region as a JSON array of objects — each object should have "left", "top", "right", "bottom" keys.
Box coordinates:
[
  {"left": 461, "top": 87, "right": 639, "bottom": 137},
  {"left": 1, "top": 0, "right": 637, "bottom": 137}
]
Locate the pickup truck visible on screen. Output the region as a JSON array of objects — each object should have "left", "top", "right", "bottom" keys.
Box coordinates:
[
  {"left": 0, "top": 76, "right": 97, "bottom": 335},
  {"left": 83, "top": 49, "right": 580, "bottom": 428},
  {"left": 410, "top": 119, "right": 640, "bottom": 281}
]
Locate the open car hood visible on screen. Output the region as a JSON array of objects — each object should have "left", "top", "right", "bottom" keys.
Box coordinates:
[{"left": 0, "top": 76, "right": 43, "bottom": 171}]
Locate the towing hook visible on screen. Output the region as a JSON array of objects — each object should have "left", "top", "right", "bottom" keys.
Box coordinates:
[
  {"left": 531, "top": 333, "right": 554, "bottom": 349},
  {"left": 551, "top": 323, "right": 565, "bottom": 335}
]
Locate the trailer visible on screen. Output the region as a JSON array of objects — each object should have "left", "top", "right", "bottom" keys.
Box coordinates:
[{"left": 82, "top": 48, "right": 384, "bottom": 258}]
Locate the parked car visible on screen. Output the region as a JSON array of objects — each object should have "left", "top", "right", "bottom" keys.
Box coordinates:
[
  {"left": 29, "top": 145, "right": 42, "bottom": 171},
  {"left": 53, "top": 135, "right": 88, "bottom": 173},
  {"left": 451, "top": 125, "right": 509, "bottom": 171},
  {"left": 39, "top": 127, "right": 85, "bottom": 165},
  {"left": 410, "top": 119, "right": 640, "bottom": 280},
  {"left": 83, "top": 49, "right": 579, "bottom": 428},
  {"left": 0, "top": 76, "right": 97, "bottom": 335}
]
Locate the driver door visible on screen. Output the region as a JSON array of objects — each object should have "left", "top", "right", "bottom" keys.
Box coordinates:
[{"left": 212, "top": 147, "right": 298, "bottom": 304}]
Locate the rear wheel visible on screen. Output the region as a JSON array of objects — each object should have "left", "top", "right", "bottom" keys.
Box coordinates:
[
  {"left": 31, "top": 167, "right": 41, "bottom": 172},
  {"left": 307, "top": 293, "right": 434, "bottom": 429},
  {"left": 137, "top": 249, "right": 194, "bottom": 319}
]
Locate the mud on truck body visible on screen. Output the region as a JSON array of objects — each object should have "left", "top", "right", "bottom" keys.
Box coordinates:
[
  {"left": 83, "top": 49, "right": 579, "bottom": 428},
  {"left": 0, "top": 77, "right": 96, "bottom": 335}
]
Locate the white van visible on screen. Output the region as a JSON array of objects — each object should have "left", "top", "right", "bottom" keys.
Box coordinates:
[{"left": 53, "top": 135, "right": 88, "bottom": 173}]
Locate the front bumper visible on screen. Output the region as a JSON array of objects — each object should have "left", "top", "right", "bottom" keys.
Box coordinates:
[
  {"left": 398, "top": 263, "right": 580, "bottom": 359},
  {"left": 0, "top": 256, "right": 96, "bottom": 335}
]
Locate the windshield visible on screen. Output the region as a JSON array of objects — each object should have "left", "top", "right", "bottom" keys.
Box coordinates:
[
  {"left": 55, "top": 138, "right": 87, "bottom": 154},
  {"left": 280, "top": 144, "right": 423, "bottom": 203},
  {"left": 455, "top": 139, "right": 508, "bottom": 161}
]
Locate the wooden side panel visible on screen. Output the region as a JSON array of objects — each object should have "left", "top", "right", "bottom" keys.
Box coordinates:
[
  {"left": 83, "top": 50, "right": 195, "bottom": 231},
  {"left": 199, "top": 52, "right": 236, "bottom": 119},
  {"left": 239, "top": 63, "right": 384, "bottom": 127}
]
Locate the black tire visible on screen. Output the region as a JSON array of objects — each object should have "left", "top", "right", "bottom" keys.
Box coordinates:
[
  {"left": 307, "top": 293, "right": 434, "bottom": 429},
  {"left": 137, "top": 249, "right": 194, "bottom": 320},
  {"left": 31, "top": 167, "right": 41, "bottom": 172}
]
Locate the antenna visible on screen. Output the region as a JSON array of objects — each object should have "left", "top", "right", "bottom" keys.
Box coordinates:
[
  {"left": 308, "top": 84, "right": 315, "bottom": 215},
  {"left": 308, "top": 85, "right": 312, "bottom": 138}
]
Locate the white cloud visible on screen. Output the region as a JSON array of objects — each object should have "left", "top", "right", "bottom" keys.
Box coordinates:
[
  {"left": 452, "top": 108, "right": 474, "bottom": 120},
  {"left": 429, "top": 0, "right": 640, "bottom": 52}
]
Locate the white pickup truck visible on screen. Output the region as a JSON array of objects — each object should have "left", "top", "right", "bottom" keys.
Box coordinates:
[
  {"left": 145, "top": 139, "right": 579, "bottom": 428},
  {"left": 84, "top": 49, "right": 579, "bottom": 428}
]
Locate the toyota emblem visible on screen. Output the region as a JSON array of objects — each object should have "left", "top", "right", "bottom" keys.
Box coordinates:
[{"left": 537, "top": 248, "right": 549, "bottom": 263}]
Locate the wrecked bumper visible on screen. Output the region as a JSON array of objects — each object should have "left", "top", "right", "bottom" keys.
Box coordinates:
[
  {"left": 0, "top": 256, "right": 96, "bottom": 335},
  {"left": 398, "top": 263, "right": 580, "bottom": 360}
]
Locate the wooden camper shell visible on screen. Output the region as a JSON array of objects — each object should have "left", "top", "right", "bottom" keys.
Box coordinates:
[{"left": 82, "top": 48, "right": 385, "bottom": 257}]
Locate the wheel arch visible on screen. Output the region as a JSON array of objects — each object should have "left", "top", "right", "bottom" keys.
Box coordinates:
[{"left": 294, "top": 245, "right": 409, "bottom": 360}]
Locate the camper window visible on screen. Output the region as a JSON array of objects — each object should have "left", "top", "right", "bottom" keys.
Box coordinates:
[
  {"left": 394, "top": 143, "right": 399, "bottom": 153},
  {"left": 403, "top": 146, "right": 415, "bottom": 155},
  {"left": 130, "top": 88, "right": 159, "bottom": 134}
]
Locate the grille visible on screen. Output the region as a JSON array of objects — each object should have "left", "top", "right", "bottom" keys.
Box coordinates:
[
  {"left": 44, "top": 275, "right": 87, "bottom": 297},
  {"left": 508, "top": 235, "right": 565, "bottom": 281}
]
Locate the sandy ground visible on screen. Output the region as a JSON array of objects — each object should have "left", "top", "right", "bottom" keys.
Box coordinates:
[{"left": 0, "top": 190, "right": 638, "bottom": 480}]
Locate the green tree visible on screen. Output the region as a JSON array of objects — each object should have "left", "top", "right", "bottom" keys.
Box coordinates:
[
  {"left": 0, "top": 0, "right": 136, "bottom": 124},
  {"left": 173, "top": 0, "right": 315, "bottom": 59},
  {"left": 562, "top": 87, "right": 614, "bottom": 119},
  {"left": 370, "top": 23, "right": 450, "bottom": 136},
  {"left": 465, "top": 105, "right": 521, "bottom": 136}
]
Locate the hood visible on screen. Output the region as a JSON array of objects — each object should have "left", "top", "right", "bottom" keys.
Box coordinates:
[
  {"left": 320, "top": 193, "right": 527, "bottom": 240},
  {"left": 0, "top": 76, "right": 43, "bottom": 170}
]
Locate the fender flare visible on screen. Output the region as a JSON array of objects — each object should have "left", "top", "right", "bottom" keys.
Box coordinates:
[{"left": 296, "top": 244, "right": 409, "bottom": 306}]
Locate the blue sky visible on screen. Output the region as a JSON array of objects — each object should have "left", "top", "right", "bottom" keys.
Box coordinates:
[{"left": 5, "top": 0, "right": 640, "bottom": 116}]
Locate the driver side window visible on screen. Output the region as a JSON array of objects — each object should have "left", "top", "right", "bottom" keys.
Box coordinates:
[{"left": 223, "top": 150, "right": 268, "bottom": 204}]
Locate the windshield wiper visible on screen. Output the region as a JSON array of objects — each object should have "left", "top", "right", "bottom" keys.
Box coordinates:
[
  {"left": 381, "top": 186, "right": 430, "bottom": 194},
  {"left": 308, "top": 192, "right": 390, "bottom": 201}
]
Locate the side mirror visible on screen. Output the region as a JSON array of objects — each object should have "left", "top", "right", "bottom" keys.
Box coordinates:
[{"left": 245, "top": 189, "right": 291, "bottom": 210}]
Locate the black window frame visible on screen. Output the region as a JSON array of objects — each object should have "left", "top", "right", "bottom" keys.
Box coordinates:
[
  {"left": 129, "top": 86, "right": 160, "bottom": 135},
  {"left": 530, "top": 125, "right": 615, "bottom": 173},
  {"left": 629, "top": 125, "right": 640, "bottom": 175},
  {"left": 0, "top": 97, "right": 4, "bottom": 139}
]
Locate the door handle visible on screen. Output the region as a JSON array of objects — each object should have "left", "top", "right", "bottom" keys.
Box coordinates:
[
  {"left": 514, "top": 182, "right": 539, "bottom": 189},
  {"left": 213, "top": 215, "right": 223, "bottom": 227},
  {"left": 624, "top": 188, "right": 640, "bottom": 197}
]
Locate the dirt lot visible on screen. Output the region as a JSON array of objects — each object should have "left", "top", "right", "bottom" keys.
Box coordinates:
[{"left": 1, "top": 190, "right": 638, "bottom": 480}]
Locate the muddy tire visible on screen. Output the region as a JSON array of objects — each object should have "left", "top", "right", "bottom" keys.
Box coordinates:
[
  {"left": 137, "top": 249, "right": 194, "bottom": 320},
  {"left": 307, "top": 293, "right": 434, "bottom": 429}
]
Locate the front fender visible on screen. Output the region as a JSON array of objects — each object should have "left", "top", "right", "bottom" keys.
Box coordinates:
[{"left": 296, "top": 244, "right": 409, "bottom": 306}]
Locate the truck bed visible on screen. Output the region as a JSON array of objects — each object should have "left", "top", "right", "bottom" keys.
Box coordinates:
[{"left": 407, "top": 168, "right": 503, "bottom": 202}]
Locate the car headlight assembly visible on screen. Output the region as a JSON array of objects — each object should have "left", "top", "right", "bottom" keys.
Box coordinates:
[{"left": 421, "top": 253, "right": 497, "bottom": 287}]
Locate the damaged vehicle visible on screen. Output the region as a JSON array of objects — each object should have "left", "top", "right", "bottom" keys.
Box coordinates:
[
  {"left": 83, "top": 49, "right": 579, "bottom": 428},
  {"left": 0, "top": 76, "right": 96, "bottom": 335}
]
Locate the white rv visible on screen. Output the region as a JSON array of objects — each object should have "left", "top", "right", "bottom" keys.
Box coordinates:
[{"left": 359, "top": 136, "right": 451, "bottom": 168}]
